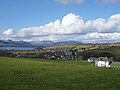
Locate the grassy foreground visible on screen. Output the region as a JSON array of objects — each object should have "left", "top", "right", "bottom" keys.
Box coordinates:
[{"left": 0, "top": 57, "right": 120, "bottom": 90}]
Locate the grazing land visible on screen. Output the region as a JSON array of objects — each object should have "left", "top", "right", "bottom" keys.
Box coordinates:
[
  {"left": 0, "top": 57, "right": 120, "bottom": 90},
  {"left": 111, "top": 62, "right": 120, "bottom": 68}
]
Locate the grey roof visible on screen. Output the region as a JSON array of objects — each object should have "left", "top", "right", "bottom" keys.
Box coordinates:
[
  {"left": 89, "top": 57, "right": 113, "bottom": 62},
  {"left": 98, "top": 57, "right": 109, "bottom": 61}
]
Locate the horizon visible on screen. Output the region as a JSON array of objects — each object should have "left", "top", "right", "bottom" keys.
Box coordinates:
[
  {"left": 1, "top": 39, "right": 120, "bottom": 44},
  {"left": 0, "top": 0, "right": 120, "bottom": 43}
]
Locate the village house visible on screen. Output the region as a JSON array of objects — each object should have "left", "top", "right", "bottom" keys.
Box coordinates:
[{"left": 88, "top": 57, "right": 113, "bottom": 67}]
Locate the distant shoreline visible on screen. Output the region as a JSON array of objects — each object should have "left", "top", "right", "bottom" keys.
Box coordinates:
[{"left": 0, "top": 46, "right": 37, "bottom": 50}]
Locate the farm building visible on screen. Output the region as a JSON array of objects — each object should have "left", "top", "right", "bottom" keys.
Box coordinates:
[
  {"left": 88, "top": 57, "right": 113, "bottom": 67},
  {"left": 88, "top": 57, "right": 98, "bottom": 62}
]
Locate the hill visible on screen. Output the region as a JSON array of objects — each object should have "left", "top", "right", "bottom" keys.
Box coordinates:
[
  {"left": 0, "top": 40, "right": 81, "bottom": 48},
  {"left": 0, "top": 40, "right": 34, "bottom": 47},
  {"left": 31, "top": 40, "right": 82, "bottom": 48}
]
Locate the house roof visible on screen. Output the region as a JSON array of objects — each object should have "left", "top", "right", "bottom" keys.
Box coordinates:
[
  {"left": 98, "top": 57, "right": 109, "bottom": 61},
  {"left": 88, "top": 57, "right": 113, "bottom": 62}
]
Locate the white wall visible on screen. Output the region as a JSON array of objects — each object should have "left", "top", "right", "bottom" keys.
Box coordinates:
[
  {"left": 96, "top": 61, "right": 109, "bottom": 67},
  {"left": 105, "top": 62, "right": 109, "bottom": 67}
]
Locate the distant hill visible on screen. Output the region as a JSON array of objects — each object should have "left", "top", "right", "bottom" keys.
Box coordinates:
[
  {"left": 30, "top": 41, "right": 55, "bottom": 47},
  {"left": 54, "top": 41, "right": 82, "bottom": 46},
  {"left": 0, "top": 40, "right": 35, "bottom": 47},
  {"left": 1, "top": 39, "right": 120, "bottom": 48},
  {"left": 31, "top": 41, "right": 82, "bottom": 48},
  {"left": 110, "top": 42, "right": 120, "bottom": 46},
  {"left": 0, "top": 40, "right": 82, "bottom": 47}
]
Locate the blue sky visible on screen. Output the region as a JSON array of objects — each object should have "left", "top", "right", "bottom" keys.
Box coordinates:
[
  {"left": 0, "top": 0, "right": 120, "bottom": 42},
  {"left": 0, "top": 0, "right": 119, "bottom": 31}
]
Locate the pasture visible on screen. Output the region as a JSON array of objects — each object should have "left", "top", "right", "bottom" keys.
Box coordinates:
[
  {"left": 0, "top": 57, "right": 120, "bottom": 90},
  {"left": 112, "top": 62, "right": 120, "bottom": 68}
]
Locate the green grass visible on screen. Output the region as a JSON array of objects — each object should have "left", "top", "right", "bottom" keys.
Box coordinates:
[
  {"left": 111, "top": 50, "right": 120, "bottom": 55},
  {"left": 0, "top": 57, "right": 120, "bottom": 90},
  {"left": 111, "top": 62, "right": 120, "bottom": 68},
  {"left": 46, "top": 44, "right": 100, "bottom": 51}
]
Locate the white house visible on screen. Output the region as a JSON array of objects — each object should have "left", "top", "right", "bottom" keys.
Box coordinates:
[{"left": 88, "top": 57, "right": 113, "bottom": 67}]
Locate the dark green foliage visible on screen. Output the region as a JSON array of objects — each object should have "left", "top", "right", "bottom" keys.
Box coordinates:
[
  {"left": 107, "top": 46, "right": 120, "bottom": 50},
  {"left": 113, "top": 56, "right": 120, "bottom": 62},
  {"left": 0, "top": 50, "right": 12, "bottom": 57},
  {"left": 78, "top": 50, "right": 114, "bottom": 60}
]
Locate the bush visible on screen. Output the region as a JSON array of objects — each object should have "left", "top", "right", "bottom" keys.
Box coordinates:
[
  {"left": 0, "top": 50, "right": 12, "bottom": 57},
  {"left": 78, "top": 50, "right": 114, "bottom": 60}
]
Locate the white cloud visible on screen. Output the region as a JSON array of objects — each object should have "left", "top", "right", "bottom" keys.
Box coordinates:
[
  {"left": 3, "top": 29, "right": 14, "bottom": 36},
  {"left": 84, "top": 32, "right": 120, "bottom": 43},
  {"left": 2, "top": 29, "right": 14, "bottom": 40},
  {"left": 91, "top": 14, "right": 120, "bottom": 33},
  {"left": 61, "top": 13, "right": 85, "bottom": 33},
  {"left": 13, "top": 13, "right": 85, "bottom": 38},
  {"left": 101, "top": 0, "right": 120, "bottom": 3},
  {"left": 55, "top": 0, "right": 120, "bottom": 5},
  {"left": 55, "top": 0, "right": 84, "bottom": 5},
  {"left": 1, "top": 13, "right": 120, "bottom": 43}
]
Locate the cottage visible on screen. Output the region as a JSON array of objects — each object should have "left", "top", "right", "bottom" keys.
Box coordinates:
[
  {"left": 88, "top": 57, "right": 113, "bottom": 67},
  {"left": 95, "top": 57, "right": 113, "bottom": 67}
]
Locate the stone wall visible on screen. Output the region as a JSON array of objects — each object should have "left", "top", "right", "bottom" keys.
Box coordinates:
[
  {"left": 13, "top": 49, "right": 78, "bottom": 60},
  {"left": 39, "top": 49, "right": 78, "bottom": 60}
]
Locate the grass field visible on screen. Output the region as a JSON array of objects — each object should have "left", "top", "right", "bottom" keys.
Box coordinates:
[
  {"left": 111, "top": 62, "right": 120, "bottom": 68},
  {"left": 0, "top": 57, "right": 120, "bottom": 90}
]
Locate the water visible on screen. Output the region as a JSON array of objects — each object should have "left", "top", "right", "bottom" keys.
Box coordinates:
[{"left": 0, "top": 47, "right": 37, "bottom": 50}]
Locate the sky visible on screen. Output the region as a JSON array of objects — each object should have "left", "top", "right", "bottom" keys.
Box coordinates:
[{"left": 0, "top": 0, "right": 120, "bottom": 43}]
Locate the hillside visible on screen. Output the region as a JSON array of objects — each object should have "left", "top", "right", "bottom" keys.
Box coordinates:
[
  {"left": 0, "top": 57, "right": 120, "bottom": 90},
  {"left": 0, "top": 40, "right": 34, "bottom": 47},
  {"left": 0, "top": 40, "right": 81, "bottom": 48}
]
